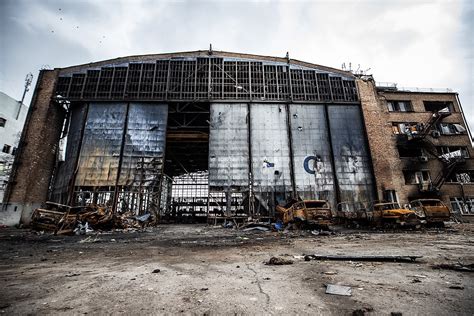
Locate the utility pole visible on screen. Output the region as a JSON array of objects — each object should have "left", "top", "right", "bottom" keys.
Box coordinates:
[{"left": 16, "top": 73, "right": 33, "bottom": 120}]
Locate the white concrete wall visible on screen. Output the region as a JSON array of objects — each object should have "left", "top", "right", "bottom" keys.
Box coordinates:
[{"left": 0, "top": 91, "right": 28, "bottom": 203}]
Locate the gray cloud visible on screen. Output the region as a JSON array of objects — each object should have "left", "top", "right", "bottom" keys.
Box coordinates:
[{"left": 0, "top": 0, "right": 472, "bottom": 131}]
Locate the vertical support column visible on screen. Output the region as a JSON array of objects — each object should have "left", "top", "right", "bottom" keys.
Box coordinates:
[
  {"left": 112, "top": 102, "right": 130, "bottom": 214},
  {"left": 285, "top": 104, "right": 297, "bottom": 198},
  {"left": 247, "top": 103, "right": 254, "bottom": 218},
  {"left": 66, "top": 103, "right": 90, "bottom": 205},
  {"left": 324, "top": 104, "right": 341, "bottom": 205},
  {"left": 208, "top": 57, "right": 212, "bottom": 99}
]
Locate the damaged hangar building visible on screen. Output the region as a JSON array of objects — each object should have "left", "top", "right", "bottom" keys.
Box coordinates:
[{"left": 2, "top": 50, "right": 473, "bottom": 225}]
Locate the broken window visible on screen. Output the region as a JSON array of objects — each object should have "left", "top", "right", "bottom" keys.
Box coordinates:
[
  {"left": 403, "top": 170, "right": 431, "bottom": 185},
  {"left": 0, "top": 118, "right": 6, "bottom": 127},
  {"left": 450, "top": 197, "right": 474, "bottom": 215},
  {"left": 437, "top": 146, "right": 470, "bottom": 158},
  {"left": 397, "top": 145, "right": 422, "bottom": 158},
  {"left": 437, "top": 123, "right": 466, "bottom": 135},
  {"left": 447, "top": 170, "right": 474, "bottom": 183},
  {"left": 391, "top": 122, "right": 419, "bottom": 134},
  {"left": 424, "top": 101, "right": 455, "bottom": 113},
  {"left": 387, "top": 100, "right": 412, "bottom": 112},
  {"left": 383, "top": 190, "right": 398, "bottom": 203},
  {"left": 2, "top": 144, "right": 11, "bottom": 154}
]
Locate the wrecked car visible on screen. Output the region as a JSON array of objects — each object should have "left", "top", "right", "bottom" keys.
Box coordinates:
[
  {"left": 276, "top": 199, "right": 332, "bottom": 228},
  {"left": 369, "top": 201, "right": 421, "bottom": 228},
  {"left": 410, "top": 199, "right": 451, "bottom": 226},
  {"left": 335, "top": 202, "right": 370, "bottom": 226}
]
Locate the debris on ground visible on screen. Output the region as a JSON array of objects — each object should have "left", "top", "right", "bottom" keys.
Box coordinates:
[
  {"left": 241, "top": 223, "right": 271, "bottom": 232},
  {"left": 152, "top": 269, "right": 161, "bottom": 273},
  {"left": 325, "top": 284, "right": 352, "bottom": 296},
  {"left": 31, "top": 202, "right": 154, "bottom": 235},
  {"left": 432, "top": 262, "right": 474, "bottom": 272},
  {"left": 266, "top": 256, "right": 293, "bottom": 265},
  {"left": 304, "top": 254, "right": 422, "bottom": 263}
]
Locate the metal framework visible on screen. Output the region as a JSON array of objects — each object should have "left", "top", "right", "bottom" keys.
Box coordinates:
[{"left": 56, "top": 57, "right": 358, "bottom": 103}]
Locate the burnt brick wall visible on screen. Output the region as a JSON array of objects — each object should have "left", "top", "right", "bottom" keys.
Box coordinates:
[
  {"left": 357, "top": 77, "right": 474, "bottom": 206},
  {"left": 6, "top": 70, "right": 64, "bottom": 205}
]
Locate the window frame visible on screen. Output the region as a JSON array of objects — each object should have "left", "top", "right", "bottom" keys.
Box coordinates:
[{"left": 386, "top": 100, "right": 413, "bottom": 112}]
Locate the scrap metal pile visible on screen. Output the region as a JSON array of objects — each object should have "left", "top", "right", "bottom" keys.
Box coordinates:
[{"left": 31, "top": 202, "right": 152, "bottom": 235}]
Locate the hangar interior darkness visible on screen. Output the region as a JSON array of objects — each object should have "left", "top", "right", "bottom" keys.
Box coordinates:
[{"left": 49, "top": 52, "right": 375, "bottom": 223}]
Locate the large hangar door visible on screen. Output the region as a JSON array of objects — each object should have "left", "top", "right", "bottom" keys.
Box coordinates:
[
  {"left": 289, "top": 104, "right": 336, "bottom": 207},
  {"left": 327, "top": 105, "right": 375, "bottom": 205},
  {"left": 251, "top": 104, "right": 292, "bottom": 214},
  {"left": 208, "top": 103, "right": 250, "bottom": 217},
  {"left": 52, "top": 103, "right": 88, "bottom": 203},
  {"left": 75, "top": 102, "right": 127, "bottom": 188},
  {"left": 118, "top": 103, "right": 168, "bottom": 186},
  {"left": 72, "top": 102, "right": 169, "bottom": 215}
]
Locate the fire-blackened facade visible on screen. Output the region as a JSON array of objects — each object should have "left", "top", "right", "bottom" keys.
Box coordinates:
[{"left": 1, "top": 50, "right": 472, "bottom": 225}]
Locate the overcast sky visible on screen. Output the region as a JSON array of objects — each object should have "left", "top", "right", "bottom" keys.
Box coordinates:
[{"left": 1, "top": 0, "right": 472, "bottom": 130}]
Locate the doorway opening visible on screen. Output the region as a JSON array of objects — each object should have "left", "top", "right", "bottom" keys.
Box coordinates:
[{"left": 160, "top": 102, "right": 210, "bottom": 223}]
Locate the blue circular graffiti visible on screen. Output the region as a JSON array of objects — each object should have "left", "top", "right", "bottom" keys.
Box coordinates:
[{"left": 304, "top": 156, "right": 317, "bottom": 174}]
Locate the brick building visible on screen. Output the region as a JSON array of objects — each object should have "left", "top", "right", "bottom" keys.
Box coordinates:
[
  {"left": 358, "top": 78, "right": 473, "bottom": 214},
  {"left": 1, "top": 51, "right": 472, "bottom": 225}
]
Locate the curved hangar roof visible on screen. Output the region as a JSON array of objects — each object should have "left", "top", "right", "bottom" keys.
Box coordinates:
[{"left": 55, "top": 50, "right": 358, "bottom": 103}]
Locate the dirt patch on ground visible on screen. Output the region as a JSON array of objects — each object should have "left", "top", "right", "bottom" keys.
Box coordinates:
[{"left": 0, "top": 224, "right": 473, "bottom": 315}]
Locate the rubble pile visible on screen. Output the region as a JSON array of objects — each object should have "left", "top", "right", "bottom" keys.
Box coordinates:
[{"left": 31, "top": 202, "right": 152, "bottom": 235}]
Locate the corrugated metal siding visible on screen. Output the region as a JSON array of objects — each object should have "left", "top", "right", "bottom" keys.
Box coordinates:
[
  {"left": 251, "top": 104, "right": 292, "bottom": 193},
  {"left": 75, "top": 103, "right": 127, "bottom": 187},
  {"left": 118, "top": 103, "right": 168, "bottom": 186},
  {"left": 208, "top": 103, "right": 249, "bottom": 188},
  {"left": 328, "top": 105, "right": 375, "bottom": 204},
  {"left": 290, "top": 104, "right": 336, "bottom": 205},
  {"left": 52, "top": 104, "right": 87, "bottom": 200}
]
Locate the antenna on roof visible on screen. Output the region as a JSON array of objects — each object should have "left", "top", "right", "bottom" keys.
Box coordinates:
[
  {"left": 208, "top": 44, "right": 213, "bottom": 55},
  {"left": 286, "top": 52, "right": 290, "bottom": 62},
  {"left": 341, "top": 63, "right": 346, "bottom": 70}
]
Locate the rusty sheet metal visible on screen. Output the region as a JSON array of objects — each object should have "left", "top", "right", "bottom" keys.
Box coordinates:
[
  {"left": 75, "top": 103, "right": 127, "bottom": 187},
  {"left": 209, "top": 103, "right": 249, "bottom": 188},
  {"left": 118, "top": 103, "right": 168, "bottom": 186},
  {"left": 289, "top": 104, "right": 336, "bottom": 207},
  {"left": 327, "top": 105, "right": 375, "bottom": 204},
  {"left": 52, "top": 104, "right": 88, "bottom": 202},
  {"left": 251, "top": 104, "right": 292, "bottom": 194}
]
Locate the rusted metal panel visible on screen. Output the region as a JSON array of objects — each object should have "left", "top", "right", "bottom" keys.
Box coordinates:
[
  {"left": 208, "top": 103, "right": 249, "bottom": 188},
  {"left": 327, "top": 105, "right": 375, "bottom": 204},
  {"left": 118, "top": 103, "right": 168, "bottom": 186},
  {"left": 251, "top": 104, "right": 292, "bottom": 194},
  {"left": 75, "top": 103, "right": 127, "bottom": 187},
  {"left": 289, "top": 104, "right": 336, "bottom": 206},
  {"left": 52, "top": 104, "right": 87, "bottom": 201}
]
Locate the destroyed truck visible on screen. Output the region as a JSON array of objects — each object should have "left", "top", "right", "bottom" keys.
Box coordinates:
[
  {"left": 368, "top": 202, "right": 422, "bottom": 228},
  {"left": 410, "top": 199, "right": 451, "bottom": 226},
  {"left": 276, "top": 199, "right": 332, "bottom": 228}
]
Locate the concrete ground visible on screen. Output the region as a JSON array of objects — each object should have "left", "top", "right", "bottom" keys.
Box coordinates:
[{"left": 0, "top": 224, "right": 473, "bottom": 315}]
